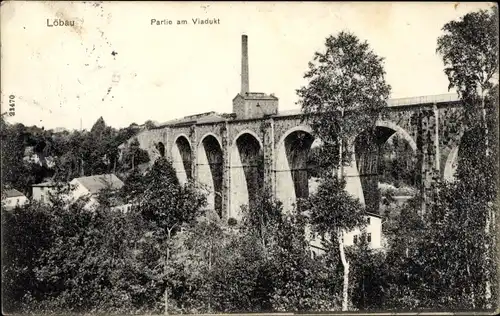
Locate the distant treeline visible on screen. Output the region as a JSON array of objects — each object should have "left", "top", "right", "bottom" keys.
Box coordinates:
[{"left": 1, "top": 116, "right": 150, "bottom": 195}]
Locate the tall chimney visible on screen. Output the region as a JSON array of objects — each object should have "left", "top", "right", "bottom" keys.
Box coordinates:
[{"left": 241, "top": 34, "right": 249, "bottom": 94}]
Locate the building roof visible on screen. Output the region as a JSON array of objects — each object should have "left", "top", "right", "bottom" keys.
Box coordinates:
[
  {"left": 365, "top": 211, "right": 383, "bottom": 219},
  {"left": 159, "top": 111, "right": 227, "bottom": 127},
  {"left": 73, "top": 174, "right": 124, "bottom": 194},
  {"left": 275, "top": 109, "right": 303, "bottom": 117},
  {"left": 32, "top": 181, "right": 58, "bottom": 187},
  {"left": 233, "top": 92, "right": 279, "bottom": 101},
  {"left": 3, "top": 189, "right": 25, "bottom": 198}
]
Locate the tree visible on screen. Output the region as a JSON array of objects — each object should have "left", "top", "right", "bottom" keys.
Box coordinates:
[
  {"left": 379, "top": 135, "right": 418, "bottom": 188},
  {"left": 1, "top": 120, "right": 28, "bottom": 192},
  {"left": 267, "top": 207, "right": 340, "bottom": 312},
  {"left": 121, "top": 138, "right": 150, "bottom": 171},
  {"left": 307, "top": 144, "right": 338, "bottom": 179},
  {"left": 144, "top": 120, "right": 156, "bottom": 130},
  {"left": 297, "top": 31, "right": 391, "bottom": 172},
  {"left": 436, "top": 7, "right": 498, "bottom": 154},
  {"left": 168, "top": 212, "right": 238, "bottom": 313},
  {"left": 296, "top": 31, "right": 390, "bottom": 311},
  {"left": 138, "top": 157, "right": 206, "bottom": 315},
  {"left": 239, "top": 191, "right": 283, "bottom": 255},
  {"left": 90, "top": 116, "right": 107, "bottom": 137},
  {"left": 199, "top": 194, "right": 280, "bottom": 313},
  {"left": 120, "top": 167, "right": 145, "bottom": 202},
  {"left": 1, "top": 201, "right": 56, "bottom": 313},
  {"left": 3, "top": 171, "right": 212, "bottom": 315},
  {"left": 421, "top": 126, "right": 496, "bottom": 310},
  {"left": 0, "top": 119, "right": 55, "bottom": 195},
  {"left": 380, "top": 147, "right": 497, "bottom": 311},
  {"left": 381, "top": 197, "right": 429, "bottom": 310},
  {"left": 165, "top": 191, "right": 343, "bottom": 313},
  {"left": 349, "top": 239, "right": 387, "bottom": 311},
  {"left": 80, "top": 117, "right": 121, "bottom": 175},
  {"left": 303, "top": 177, "right": 365, "bottom": 311},
  {"left": 437, "top": 7, "right": 499, "bottom": 307}
]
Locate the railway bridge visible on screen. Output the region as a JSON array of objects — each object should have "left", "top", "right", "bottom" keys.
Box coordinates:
[{"left": 123, "top": 35, "right": 465, "bottom": 220}]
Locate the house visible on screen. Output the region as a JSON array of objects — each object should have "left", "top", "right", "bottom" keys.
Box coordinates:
[
  {"left": 108, "top": 196, "right": 133, "bottom": 213},
  {"left": 2, "top": 189, "right": 28, "bottom": 210},
  {"left": 307, "top": 212, "right": 384, "bottom": 258},
  {"left": 32, "top": 181, "right": 60, "bottom": 204},
  {"left": 343, "top": 212, "right": 384, "bottom": 249},
  {"left": 31, "top": 174, "right": 130, "bottom": 211},
  {"left": 68, "top": 174, "right": 126, "bottom": 210},
  {"left": 306, "top": 178, "right": 385, "bottom": 256}
]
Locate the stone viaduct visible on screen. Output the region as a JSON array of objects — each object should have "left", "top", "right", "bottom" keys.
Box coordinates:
[{"left": 123, "top": 35, "right": 466, "bottom": 220}]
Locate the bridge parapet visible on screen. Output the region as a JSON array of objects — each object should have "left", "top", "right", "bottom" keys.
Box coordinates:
[
  {"left": 387, "top": 93, "right": 460, "bottom": 107},
  {"left": 125, "top": 93, "right": 466, "bottom": 220}
]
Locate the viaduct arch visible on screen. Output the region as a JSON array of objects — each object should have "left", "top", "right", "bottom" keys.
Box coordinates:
[
  {"left": 196, "top": 133, "right": 224, "bottom": 216},
  {"left": 230, "top": 131, "right": 264, "bottom": 219},
  {"left": 117, "top": 36, "right": 468, "bottom": 220},
  {"left": 122, "top": 94, "right": 464, "bottom": 221},
  {"left": 275, "top": 125, "right": 315, "bottom": 212},
  {"left": 351, "top": 121, "right": 418, "bottom": 213}
]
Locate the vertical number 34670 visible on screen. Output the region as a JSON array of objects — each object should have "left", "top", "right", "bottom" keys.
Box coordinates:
[{"left": 8, "top": 95, "right": 15, "bottom": 116}]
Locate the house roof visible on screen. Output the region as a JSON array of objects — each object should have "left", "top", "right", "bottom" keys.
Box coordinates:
[
  {"left": 32, "top": 181, "right": 58, "bottom": 187},
  {"left": 365, "top": 211, "right": 383, "bottom": 219},
  {"left": 3, "top": 189, "right": 25, "bottom": 198},
  {"left": 233, "top": 92, "right": 279, "bottom": 101},
  {"left": 159, "top": 111, "right": 227, "bottom": 127},
  {"left": 274, "top": 109, "right": 303, "bottom": 117},
  {"left": 73, "top": 174, "right": 124, "bottom": 194}
]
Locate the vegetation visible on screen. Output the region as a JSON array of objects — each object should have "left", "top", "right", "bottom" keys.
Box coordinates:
[
  {"left": 297, "top": 31, "right": 391, "bottom": 173},
  {"left": 1, "top": 7, "right": 498, "bottom": 315},
  {"left": 0, "top": 116, "right": 148, "bottom": 196},
  {"left": 436, "top": 6, "right": 498, "bottom": 309},
  {"left": 297, "top": 30, "right": 391, "bottom": 310}
]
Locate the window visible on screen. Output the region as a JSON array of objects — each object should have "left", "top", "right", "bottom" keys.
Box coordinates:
[
  {"left": 367, "top": 233, "right": 372, "bottom": 243},
  {"left": 41, "top": 195, "right": 45, "bottom": 203},
  {"left": 367, "top": 217, "right": 371, "bottom": 225},
  {"left": 353, "top": 235, "right": 358, "bottom": 245}
]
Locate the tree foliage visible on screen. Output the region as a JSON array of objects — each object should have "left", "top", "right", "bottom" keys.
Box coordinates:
[
  {"left": 2, "top": 157, "right": 208, "bottom": 315},
  {"left": 2, "top": 10, "right": 499, "bottom": 315},
  {"left": 305, "top": 177, "right": 365, "bottom": 237},
  {"left": 1, "top": 116, "right": 144, "bottom": 191},
  {"left": 436, "top": 6, "right": 498, "bottom": 310},
  {"left": 120, "top": 138, "right": 150, "bottom": 171},
  {"left": 297, "top": 31, "right": 391, "bottom": 167},
  {"left": 301, "top": 177, "right": 366, "bottom": 311},
  {"left": 349, "top": 240, "right": 387, "bottom": 311},
  {"left": 139, "top": 157, "right": 206, "bottom": 241},
  {"left": 436, "top": 8, "right": 498, "bottom": 107}
]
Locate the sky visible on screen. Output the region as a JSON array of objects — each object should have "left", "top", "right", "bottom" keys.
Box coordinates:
[{"left": 0, "top": 1, "right": 495, "bottom": 130}]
